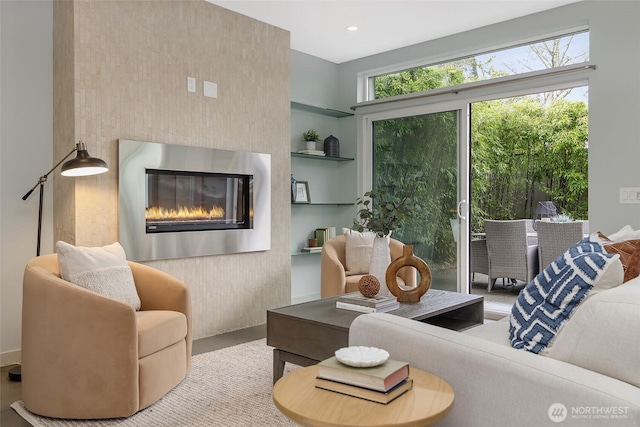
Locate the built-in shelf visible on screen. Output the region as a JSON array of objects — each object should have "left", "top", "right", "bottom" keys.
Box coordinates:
[
  {"left": 290, "top": 99, "right": 355, "bottom": 302},
  {"left": 291, "top": 101, "right": 354, "bottom": 118},
  {"left": 291, "top": 152, "right": 354, "bottom": 161},
  {"left": 291, "top": 251, "right": 322, "bottom": 257}
]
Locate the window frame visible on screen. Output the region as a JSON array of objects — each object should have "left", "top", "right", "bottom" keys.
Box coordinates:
[{"left": 359, "top": 27, "right": 590, "bottom": 104}]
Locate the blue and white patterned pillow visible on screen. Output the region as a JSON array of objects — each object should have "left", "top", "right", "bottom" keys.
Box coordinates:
[{"left": 509, "top": 238, "right": 619, "bottom": 353}]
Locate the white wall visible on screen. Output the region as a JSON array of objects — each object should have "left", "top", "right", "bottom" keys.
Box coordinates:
[
  {"left": 291, "top": 50, "right": 340, "bottom": 110},
  {"left": 0, "top": 0, "right": 53, "bottom": 365},
  {"left": 336, "top": 1, "right": 640, "bottom": 233},
  {"left": 587, "top": 1, "right": 640, "bottom": 229},
  {"left": 290, "top": 51, "right": 357, "bottom": 302}
]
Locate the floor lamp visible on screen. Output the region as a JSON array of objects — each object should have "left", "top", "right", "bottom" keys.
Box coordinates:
[{"left": 9, "top": 141, "right": 109, "bottom": 382}]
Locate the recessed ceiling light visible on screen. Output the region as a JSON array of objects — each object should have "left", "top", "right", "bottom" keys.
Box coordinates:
[{"left": 346, "top": 26, "right": 358, "bottom": 32}]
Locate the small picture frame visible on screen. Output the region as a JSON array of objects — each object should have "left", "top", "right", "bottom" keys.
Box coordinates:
[{"left": 294, "top": 181, "right": 310, "bottom": 203}]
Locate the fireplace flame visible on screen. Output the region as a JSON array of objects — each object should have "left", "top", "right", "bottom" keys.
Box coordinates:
[{"left": 146, "top": 205, "right": 225, "bottom": 221}]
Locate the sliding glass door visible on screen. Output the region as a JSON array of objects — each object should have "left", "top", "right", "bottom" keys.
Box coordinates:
[{"left": 363, "top": 105, "right": 470, "bottom": 293}]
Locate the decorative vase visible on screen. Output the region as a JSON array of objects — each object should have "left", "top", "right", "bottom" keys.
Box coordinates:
[
  {"left": 305, "top": 140, "right": 316, "bottom": 150},
  {"left": 386, "top": 245, "right": 431, "bottom": 302},
  {"left": 323, "top": 135, "right": 340, "bottom": 157},
  {"left": 369, "top": 235, "right": 392, "bottom": 297}
]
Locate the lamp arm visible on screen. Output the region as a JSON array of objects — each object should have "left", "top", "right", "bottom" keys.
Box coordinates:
[{"left": 21, "top": 146, "right": 78, "bottom": 201}]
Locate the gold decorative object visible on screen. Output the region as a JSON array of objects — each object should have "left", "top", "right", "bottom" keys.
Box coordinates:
[
  {"left": 358, "top": 275, "right": 381, "bottom": 298},
  {"left": 386, "top": 245, "right": 431, "bottom": 302}
]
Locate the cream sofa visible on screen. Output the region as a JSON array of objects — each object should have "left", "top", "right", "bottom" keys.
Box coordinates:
[{"left": 349, "top": 277, "right": 640, "bottom": 426}]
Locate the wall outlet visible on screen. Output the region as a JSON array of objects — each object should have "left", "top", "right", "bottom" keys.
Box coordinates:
[
  {"left": 619, "top": 187, "right": 640, "bottom": 204},
  {"left": 187, "top": 77, "right": 196, "bottom": 93}
]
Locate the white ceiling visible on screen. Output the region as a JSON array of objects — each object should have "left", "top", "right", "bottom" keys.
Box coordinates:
[{"left": 207, "top": 0, "right": 582, "bottom": 64}]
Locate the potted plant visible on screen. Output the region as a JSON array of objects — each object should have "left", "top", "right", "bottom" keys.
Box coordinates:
[
  {"left": 302, "top": 129, "right": 320, "bottom": 150},
  {"left": 352, "top": 171, "right": 425, "bottom": 296},
  {"left": 352, "top": 171, "right": 424, "bottom": 237}
]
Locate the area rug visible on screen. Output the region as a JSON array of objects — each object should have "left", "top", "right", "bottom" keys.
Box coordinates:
[{"left": 11, "top": 339, "right": 297, "bottom": 426}]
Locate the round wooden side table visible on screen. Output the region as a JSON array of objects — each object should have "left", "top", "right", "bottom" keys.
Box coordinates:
[{"left": 272, "top": 365, "right": 454, "bottom": 427}]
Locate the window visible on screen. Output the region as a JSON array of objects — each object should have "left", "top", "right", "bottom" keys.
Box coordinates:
[{"left": 372, "top": 31, "right": 589, "bottom": 100}]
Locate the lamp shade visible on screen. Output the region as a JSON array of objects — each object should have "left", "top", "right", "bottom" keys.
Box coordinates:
[{"left": 61, "top": 142, "right": 108, "bottom": 176}]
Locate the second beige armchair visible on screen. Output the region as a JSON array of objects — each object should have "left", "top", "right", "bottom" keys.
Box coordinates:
[{"left": 321, "top": 235, "right": 416, "bottom": 297}]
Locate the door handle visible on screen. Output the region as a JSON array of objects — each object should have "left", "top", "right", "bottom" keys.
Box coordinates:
[{"left": 457, "top": 200, "right": 468, "bottom": 220}]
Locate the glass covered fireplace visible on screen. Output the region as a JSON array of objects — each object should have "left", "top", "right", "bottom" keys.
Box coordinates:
[
  {"left": 119, "top": 139, "right": 270, "bottom": 261},
  {"left": 145, "top": 169, "right": 251, "bottom": 233}
]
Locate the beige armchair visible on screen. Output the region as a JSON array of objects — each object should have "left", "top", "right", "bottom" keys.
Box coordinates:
[
  {"left": 321, "top": 235, "right": 416, "bottom": 297},
  {"left": 21, "top": 254, "right": 192, "bottom": 419}
]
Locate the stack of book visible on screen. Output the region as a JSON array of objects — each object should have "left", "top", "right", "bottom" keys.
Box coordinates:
[
  {"left": 314, "top": 227, "right": 336, "bottom": 246},
  {"left": 336, "top": 291, "right": 400, "bottom": 313},
  {"left": 297, "top": 149, "right": 326, "bottom": 156},
  {"left": 301, "top": 246, "right": 322, "bottom": 253},
  {"left": 316, "top": 356, "right": 413, "bottom": 404}
]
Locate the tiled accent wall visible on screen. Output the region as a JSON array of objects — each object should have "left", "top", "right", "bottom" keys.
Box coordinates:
[
  {"left": 53, "top": 0, "right": 291, "bottom": 339},
  {"left": 53, "top": 0, "right": 76, "bottom": 246}
]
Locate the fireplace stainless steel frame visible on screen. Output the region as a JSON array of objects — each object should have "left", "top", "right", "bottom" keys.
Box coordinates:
[{"left": 119, "top": 139, "right": 270, "bottom": 261}]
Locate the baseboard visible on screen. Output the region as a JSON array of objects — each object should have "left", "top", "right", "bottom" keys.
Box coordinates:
[
  {"left": 1, "top": 349, "right": 21, "bottom": 367},
  {"left": 291, "top": 292, "right": 321, "bottom": 305}
]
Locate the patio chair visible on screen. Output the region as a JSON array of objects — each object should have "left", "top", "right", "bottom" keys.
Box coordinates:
[
  {"left": 470, "top": 239, "right": 489, "bottom": 282},
  {"left": 524, "top": 219, "right": 538, "bottom": 245},
  {"left": 536, "top": 221, "right": 585, "bottom": 270},
  {"left": 484, "top": 219, "right": 539, "bottom": 292},
  {"left": 577, "top": 220, "right": 590, "bottom": 235}
]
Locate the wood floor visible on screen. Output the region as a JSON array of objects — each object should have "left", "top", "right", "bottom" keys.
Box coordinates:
[{"left": 0, "top": 324, "right": 266, "bottom": 427}]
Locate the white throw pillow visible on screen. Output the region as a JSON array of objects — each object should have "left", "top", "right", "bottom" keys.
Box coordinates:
[
  {"left": 545, "top": 277, "right": 640, "bottom": 388},
  {"left": 56, "top": 241, "right": 141, "bottom": 310},
  {"left": 342, "top": 228, "right": 376, "bottom": 275},
  {"left": 607, "top": 225, "right": 640, "bottom": 241}
]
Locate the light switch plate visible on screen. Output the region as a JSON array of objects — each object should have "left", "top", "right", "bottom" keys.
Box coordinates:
[
  {"left": 187, "top": 77, "right": 196, "bottom": 93},
  {"left": 619, "top": 187, "right": 640, "bottom": 204},
  {"left": 204, "top": 81, "right": 217, "bottom": 98}
]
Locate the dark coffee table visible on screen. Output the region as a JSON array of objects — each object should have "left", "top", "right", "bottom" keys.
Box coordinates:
[{"left": 267, "top": 289, "right": 483, "bottom": 383}]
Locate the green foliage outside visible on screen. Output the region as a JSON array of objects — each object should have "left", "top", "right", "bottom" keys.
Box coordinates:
[
  {"left": 372, "top": 64, "right": 588, "bottom": 268},
  {"left": 372, "top": 109, "right": 458, "bottom": 265},
  {"left": 471, "top": 97, "right": 588, "bottom": 233}
]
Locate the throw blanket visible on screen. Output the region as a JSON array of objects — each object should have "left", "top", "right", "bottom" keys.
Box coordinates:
[{"left": 509, "top": 238, "right": 618, "bottom": 353}]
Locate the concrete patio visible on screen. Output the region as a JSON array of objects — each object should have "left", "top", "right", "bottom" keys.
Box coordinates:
[
  {"left": 431, "top": 268, "right": 523, "bottom": 320},
  {"left": 470, "top": 273, "right": 525, "bottom": 320}
]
